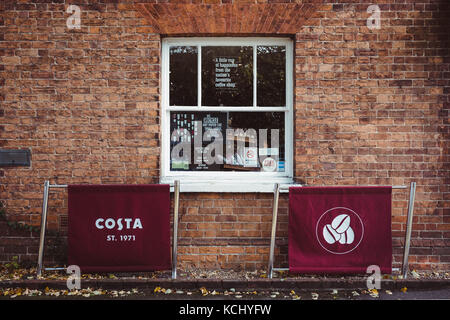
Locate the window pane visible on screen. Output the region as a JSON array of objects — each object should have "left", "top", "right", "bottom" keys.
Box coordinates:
[
  {"left": 227, "top": 112, "right": 285, "bottom": 172},
  {"left": 257, "top": 46, "right": 286, "bottom": 107},
  {"left": 170, "top": 111, "right": 285, "bottom": 172},
  {"left": 170, "top": 46, "right": 197, "bottom": 106},
  {"left": 201, "top": 46, "right": 253, "bottom": 106}
]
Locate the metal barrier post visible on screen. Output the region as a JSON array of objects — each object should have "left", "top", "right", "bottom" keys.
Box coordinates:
[
  {"left": 172, "top": 180, "right": 180, "bottom": 279},
  {"left": 37, "top": 180, "right": 50, "bottom": 277},
  {"left": 268, "top": 183, "right": 280, "bottom": 279},
  {"left": 402, "top": 181, "right": 416, "bottom": 279}
]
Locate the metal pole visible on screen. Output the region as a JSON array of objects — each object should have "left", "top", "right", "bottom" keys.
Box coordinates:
[
  {"left": 37, "top": 180, "right": 50, "bottom": 277},
  {"left": 268, "top": 183, "right": 280, "bottom": 279},
  {"left": 172, "top": 180, "right": 180, "bottom": 279},
  {"left": 402, "top": 181, "right": 416, "bottom": 279}
]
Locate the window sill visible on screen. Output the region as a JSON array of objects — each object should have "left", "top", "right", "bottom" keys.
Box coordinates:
[{"left": 160, "top": 177, "right": 294, "bottom": 193}]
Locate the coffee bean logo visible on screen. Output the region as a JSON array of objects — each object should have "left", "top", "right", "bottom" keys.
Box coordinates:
[
  {"left": 315, "top": 207, "right": 364, "bottom": 255},
  {"left": 322, "top": 214, "right": 355, "bottom": 245}
]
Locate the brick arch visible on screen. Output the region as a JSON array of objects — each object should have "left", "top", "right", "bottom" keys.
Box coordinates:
[{"left": 135, "top": 3, "right": 320, "bottom": 35}]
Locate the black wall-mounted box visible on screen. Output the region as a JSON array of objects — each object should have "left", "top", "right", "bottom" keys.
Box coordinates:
[{"left": 0, "top": 149, "right": 31, "bottom": 167}]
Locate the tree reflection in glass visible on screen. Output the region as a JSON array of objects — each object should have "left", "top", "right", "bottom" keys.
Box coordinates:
[
  {"left": 170, "top": 46, "right": 198, "bottom": 106},
  {"left": 257, "top": 46, "right": 286, "bottom": 107}
]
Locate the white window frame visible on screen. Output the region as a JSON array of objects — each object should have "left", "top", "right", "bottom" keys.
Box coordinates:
[{"left": 160, "top": 37, "right": 294, "bottom": 192}]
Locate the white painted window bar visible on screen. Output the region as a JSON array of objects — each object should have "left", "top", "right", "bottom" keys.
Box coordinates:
[
  {"left": 36, "top": 180, "right": 181, "bottom": 279},
  {"left": 267, "top": 182, "right": 416, "bottom": 279}
]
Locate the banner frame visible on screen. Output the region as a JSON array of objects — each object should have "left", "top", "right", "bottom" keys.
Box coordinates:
[
  {"left": 36, "top": 180, "right": 181, "bottom": 278},
  {"left": 267, "top": 182, "right": 416, "bottom": 279}
]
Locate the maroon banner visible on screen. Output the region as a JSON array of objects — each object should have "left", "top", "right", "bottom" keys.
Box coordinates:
[
  {"left": 289, "top": 186, "right": 392, "bottom": 274},
  {"left": 68, "top": 184, "right": 171, "bottom": 272}
]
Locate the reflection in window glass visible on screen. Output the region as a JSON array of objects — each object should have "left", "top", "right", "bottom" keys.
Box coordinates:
[
  {"left": 170, "top": 46, "right": 197, "bottom": 106},
  {"left": 227, "top": 112, "right": 284, "bottom": 172},
  {"left": 169, "top": 111, "right": 285, "bottom": 172},
  {"left": 257, "top": 46, "right": 286, "bottom": 107},
  {"left": 202, "top": 46, "right": 253, "bottom": 106}
]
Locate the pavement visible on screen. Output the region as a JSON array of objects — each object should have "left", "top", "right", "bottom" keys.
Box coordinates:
[
  {"left": 1, "top": 276, "right": 449, "bottom": 292},
  {"left": 1, "top": 276, "right": 448, "bottom": 319},
  {"left": 1, "top": 268, "right": 449, "bottom": 304}
]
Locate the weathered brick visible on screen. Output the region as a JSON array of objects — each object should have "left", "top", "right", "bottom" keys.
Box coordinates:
[{"left": 0, "top": 0, "right": 448, "bottom": 272}]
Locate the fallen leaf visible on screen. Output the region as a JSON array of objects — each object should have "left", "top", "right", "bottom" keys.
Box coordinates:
[
  {"left": 385, "top": 290, "right": 393, "bottom": 295},
  {"left": 311, "top": 292, "right": 319, "bottom": 300},
  {"left": 200, "top": 287, "right": 209, "bottom": 296},
  {"left": 400, "top": 287, "right": 407, "bottom": 293},
  {"left": 369, "top": 289, "right": 379, "bottom": 298}
]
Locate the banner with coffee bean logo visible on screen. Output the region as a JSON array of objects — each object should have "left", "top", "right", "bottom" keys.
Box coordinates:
[
  {"left": 68, "top": 184, "right": 171, "bottom": 272},
  {"left": 288, "top": 186, "right": 392, "bottom": 274}
]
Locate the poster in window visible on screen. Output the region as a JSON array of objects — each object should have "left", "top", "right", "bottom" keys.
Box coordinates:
[
  {"left": 202, "top": 46, "right": 253, "bottom": 106},
  {"left": 170, "top": 112, "right": 227, "bottom": 171}
]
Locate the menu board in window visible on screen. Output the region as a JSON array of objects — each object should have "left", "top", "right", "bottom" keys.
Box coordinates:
[{"left": 170, "top": 112, "right": 227, "bottom": 171}]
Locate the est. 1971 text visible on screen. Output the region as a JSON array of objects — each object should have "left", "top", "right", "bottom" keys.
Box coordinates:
[{"left": 106, "top": 235, "right": 136, "bottom": 241}]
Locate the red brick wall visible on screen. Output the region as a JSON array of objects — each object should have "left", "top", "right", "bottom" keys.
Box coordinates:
[{"left": 0, "top": 0, "right": 449, "bottom": 271}]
